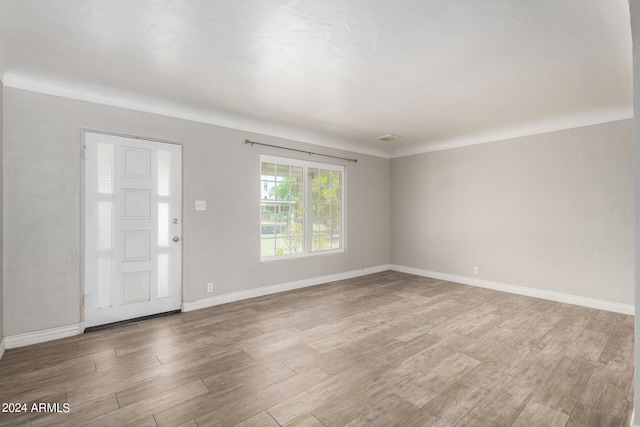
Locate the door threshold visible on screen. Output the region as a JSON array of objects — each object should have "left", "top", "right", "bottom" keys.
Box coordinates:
[{"left": 84, "top": 309, "right": 181, "bottom": 333}]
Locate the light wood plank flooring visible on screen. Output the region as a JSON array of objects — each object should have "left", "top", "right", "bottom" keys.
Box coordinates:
[{"left": 0, "top": 271, "right": 634, "bottom": 426}]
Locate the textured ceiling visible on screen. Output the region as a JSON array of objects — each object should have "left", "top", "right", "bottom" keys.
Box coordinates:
[{"left": 0, "top": 0, "right": 633, "bottom": 158}]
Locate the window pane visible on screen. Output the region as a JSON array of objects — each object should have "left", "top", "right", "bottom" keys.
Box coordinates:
[
  {"left": 275, "top": 183, "right": 288, "bottom": 201},
  {"left": 331, "top": 235, "right": 342, "bottom": 249},
  {"left": 158, "top": 203, "right": 169, "bottom": 247},
  {"left": 291, "top": 218, "right": 304, "bottom": 236},
  {"left": 331, "top": 218, "right": 341, "bottom": 234},
  {"left": 290, "top": 235, "right": 303, "bottom": 254},
  {"left": 261, "top": 237, "right": 276, "bottom": 257},
  {"left": 311, "top": 235, "right": 330, "bottom": 251},
  {"left": 261, "top": 162, "right": 275, "bottom": 179},
  {"left": 321, "top": 219, "right": 332, "bottom": 232},
  {"left": 262, "top": 180, "right": 276, "bottom": 200},
  {"left": 318, "top": 169, "right": 331, "bottom": 183},
  {"left": 279, "top": 239, "right": 291, "bottom": 256},
  {"left": 318, "top": 202, "right": 331, "bottom": 219},
  {"left": 286, "top": 184, "right": 295, "bottom": 201},
  {"left": 308, "top": 167, "right": 318, "bottom": 182},
  {"left": 291, "top": 166, "right": 303, "bottom": 181},
  {"left": 275, "top": 163, "right": 290, "bottom": 179},
  {"left": 331, "top": 203, "right": 342, "bottom": 218},
  {"left": 98, "top": 201, "right": 113, "bottom": 251},
  {"left": 98, "top": 143, "right": 113, "bottom": 194},
  {"left": 158, "top": 150, "right": 170, "bottom": 196},
  {"left": 294, "top": 183, "right": 303, "bottom": 201},
  {"left": 261, "top": 207, "right": 275, "bottom": 218},
  {"left": 321, "top": 235, "right": 331, "bottom": 251}
]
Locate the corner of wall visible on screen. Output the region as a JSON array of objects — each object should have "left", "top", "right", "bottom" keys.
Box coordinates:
[
  {"left": 628, "top": 0, "right": 640, "bottom": 424},
  {"left": 390, "top": 264, "right": 634, "bottom": 315}
]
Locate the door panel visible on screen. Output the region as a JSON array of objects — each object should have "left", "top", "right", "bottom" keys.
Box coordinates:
[{"left": 84, "top": 132, "right": 182, "bottom": 328}]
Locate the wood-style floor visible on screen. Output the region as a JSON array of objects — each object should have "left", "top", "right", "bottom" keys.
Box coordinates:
[{"left": 0, "top": 271, "right": 634, "bottom": 426}]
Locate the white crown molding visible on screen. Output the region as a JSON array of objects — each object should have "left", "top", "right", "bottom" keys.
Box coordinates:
[
  {"left": 389, "top": 264, "right": 634, "bottom": 315},
  {"left": 1, "top": 72, "right": 390, "bottom": 159},
  {"left": 5, "top": 324, "right": 82, "bottom": 350},
  {"left": 390, "top": 106, "right": 634, "bottom": 158},
  {"left": 0, "top": 337, "right": 5, "bottom": 360},
  {"left": 4, "top": 72, "right": 631, "bottom": 161},
  {"left": 182, "top": 264, "right": 391, "bottom": 312}
]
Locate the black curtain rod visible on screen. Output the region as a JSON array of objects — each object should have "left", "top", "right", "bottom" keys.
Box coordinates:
[{"left": 245, "top": 139, "right": 358, "bottom": 163}]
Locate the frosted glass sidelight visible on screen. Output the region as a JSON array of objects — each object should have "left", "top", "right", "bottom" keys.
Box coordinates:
[
  {"left": 158, "top": 203, "right": 169, "bottom": 247},
  {"left": 158, "top": 254, "right": 169, "bottom": 298},
  {"left": 98, "top": 201, "right": 113, "bottom": 251},
  {"left": 98, "top": 257, "right": 112, "bottom": 308},
  {"left": 158, "top": 151, "right": 170, "bottom": 196},
  {"left": 98, "top": 143, "right": 113, "bottom": 194}
]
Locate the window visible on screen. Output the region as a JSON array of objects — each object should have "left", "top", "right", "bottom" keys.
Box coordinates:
[{"left": 260, "top": 155, "right": 344, "bottom": 260}]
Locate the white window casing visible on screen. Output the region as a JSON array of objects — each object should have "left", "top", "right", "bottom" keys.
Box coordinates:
[{"left": 260, "top": 155, "right": 345, "bottom": 261}]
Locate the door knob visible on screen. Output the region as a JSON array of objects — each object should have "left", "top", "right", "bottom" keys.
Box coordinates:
[{"left": 172, "top": 236, "right": 180, "bottom": 242}]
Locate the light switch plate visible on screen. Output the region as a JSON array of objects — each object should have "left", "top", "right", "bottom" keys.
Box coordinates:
[{"left": 195, "top": 200, "right": 207, "bottom": 211}]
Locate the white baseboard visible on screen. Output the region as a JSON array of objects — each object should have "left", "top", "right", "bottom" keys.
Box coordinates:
[
  {"left": 5, "top": 264, "right": 630, "bottom": 350},
  {"left": 631, "top": 409, "right": 636, "bottom": 427},
  {"left": 182, "top": 264, "right": 391, "bottom": 312},
  {"left": 5, "top": 324, "right": 82, "bottom": 350},
  {"left": 389, "top": 265, "right": 634, "bottom": 315}
]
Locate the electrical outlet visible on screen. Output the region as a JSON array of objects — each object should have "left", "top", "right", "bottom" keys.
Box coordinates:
[
  {"left": 473, "top": 266, "right": 479, "bottom": 275},
  {"left": 207, "top": 282, "right": 213, "bottom": 292}
]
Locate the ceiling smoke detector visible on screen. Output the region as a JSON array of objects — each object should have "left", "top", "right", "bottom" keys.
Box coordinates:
[{"left": 376, "top": 134, "right": 403, "bottom": 142}]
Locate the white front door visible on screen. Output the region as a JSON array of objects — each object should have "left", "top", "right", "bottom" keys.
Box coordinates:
[{"left": 84, "top": 132, "right": 182, "bottom": 328}]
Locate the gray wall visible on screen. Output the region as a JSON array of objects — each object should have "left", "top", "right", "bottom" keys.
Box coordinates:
[
  {"left": 390, "top": 120, "right": 634, "bottom": 305},
  {"left": 3, "top": 87, "right": 390, "bottom": 336},
  {"left": 2, "top": 85, "right": 634, "bottom": 341},
  {"left": 630, "top": 1, "right": 639, "bottom": 424},
  {"left": 0, "top": 80, "right": 4, "bottom": 346}
]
